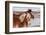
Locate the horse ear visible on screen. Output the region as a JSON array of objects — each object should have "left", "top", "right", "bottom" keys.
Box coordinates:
[{"left": 27, "top": 9, "right": 32, "bottom": 13}]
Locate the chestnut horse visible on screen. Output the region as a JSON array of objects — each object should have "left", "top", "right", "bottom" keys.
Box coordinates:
[{"left": 13, "top": 9, "right": 34, "bottom": 28}]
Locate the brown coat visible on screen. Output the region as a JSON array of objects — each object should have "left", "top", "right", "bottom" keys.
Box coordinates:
[{"left": 13, "top": 12, "right": 34, "bottom": 28}]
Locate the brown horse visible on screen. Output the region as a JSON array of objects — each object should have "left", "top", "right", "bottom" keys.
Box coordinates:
[{"left": 13, "top": 9, "right": 34, "bottom": 28}]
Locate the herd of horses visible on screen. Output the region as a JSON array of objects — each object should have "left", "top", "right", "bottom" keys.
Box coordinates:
[{"left": 13, "top": 9, "right": 34, "bottom": 28}]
